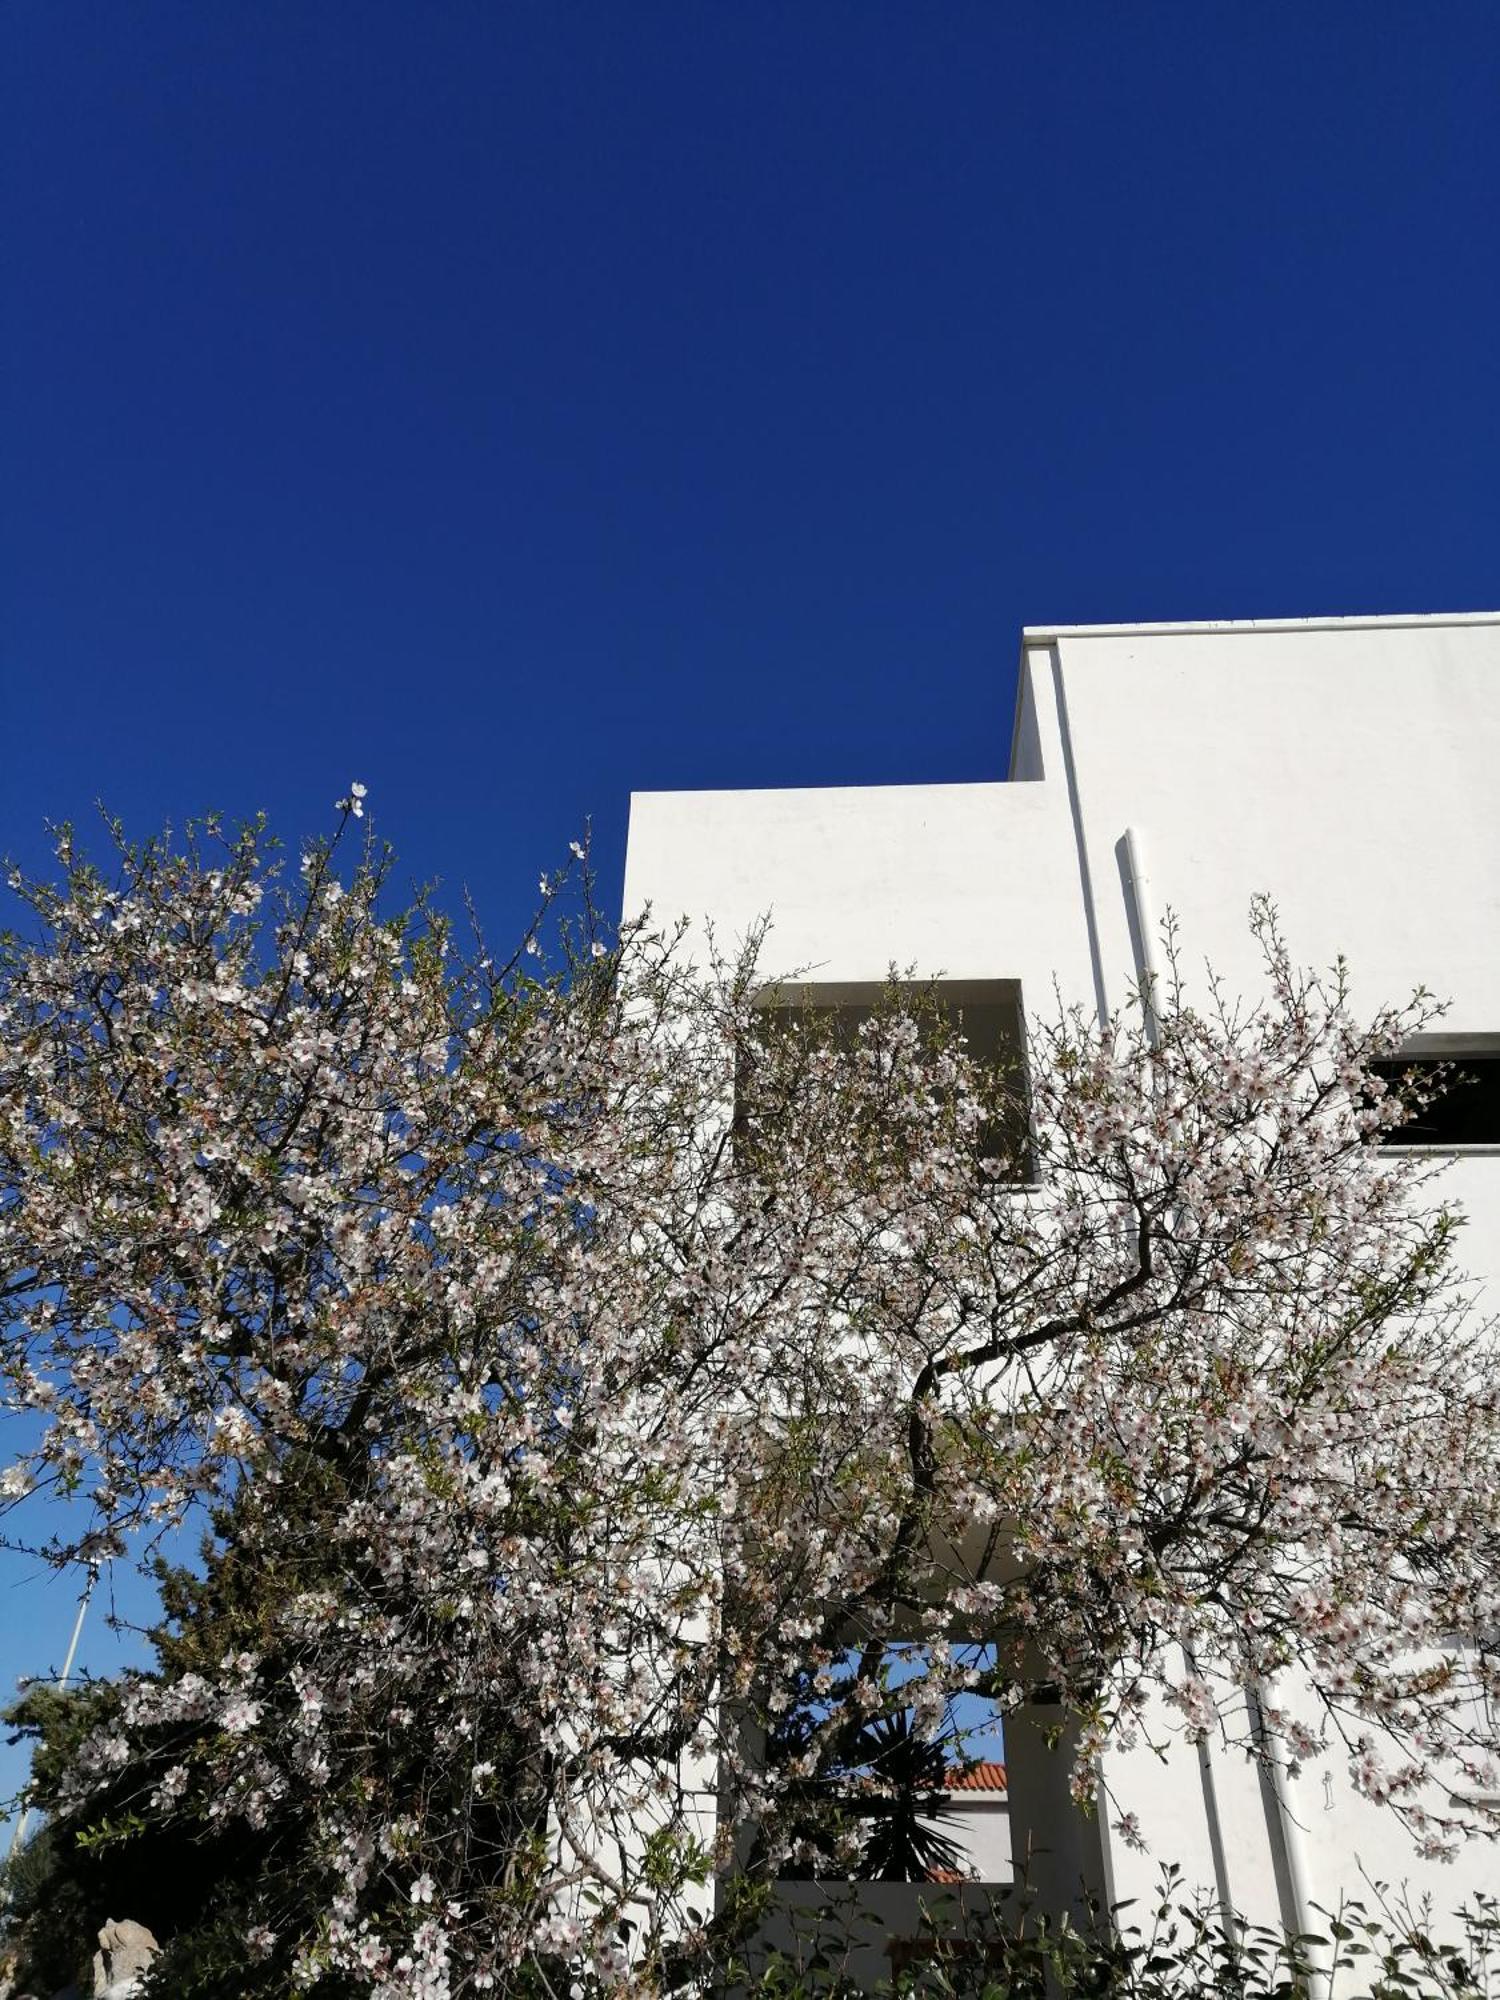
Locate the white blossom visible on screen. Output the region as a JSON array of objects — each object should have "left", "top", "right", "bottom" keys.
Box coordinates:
[{"left": 1, "top": 821, "right": 1494, "bottom": 1992}]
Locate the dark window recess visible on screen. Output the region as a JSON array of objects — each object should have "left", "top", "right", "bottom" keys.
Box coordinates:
[
  {"left": 1371, "top": 1054, "right": 1500, "bottom": 1149},
  {"left": 737, "top": 981, "right": 1031, "bottom": 1177}
]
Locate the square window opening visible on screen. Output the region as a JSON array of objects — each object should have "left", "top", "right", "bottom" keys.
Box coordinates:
[{"left": 736, "top": 980, "right": 1033, "bottom": 1182}]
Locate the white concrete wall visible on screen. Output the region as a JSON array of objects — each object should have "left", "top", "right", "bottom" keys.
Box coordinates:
[
  {"left": 622, "top": 612, "right": 1500, "bottom": 1953},
  {"left": 1039, "top": 617, "right": 1500, "bottom": 1281},
  {"left": 1038, "top": 619, "right": 1500, "bottom": 1935},
  {"left": 748, "top": 1882, "right": 1016, "bottom": 1992},
  {"left": 622, "top": 773, "right": 1091, "bottom": 1008},
  {"left": 943, "top": 1799, "right": 1012, "bottom": 1885},
  {"left": 1045, "top": 618, "right": 1500, "bottom": 1032}
]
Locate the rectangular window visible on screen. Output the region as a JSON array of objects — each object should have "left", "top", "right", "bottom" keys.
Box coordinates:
[
  {"left": 1371, "top": 1040, "right": 1500, "bottom": 1150},
  {"left": 737, "top": 980, "right": 1032, "bottom": 1180}
]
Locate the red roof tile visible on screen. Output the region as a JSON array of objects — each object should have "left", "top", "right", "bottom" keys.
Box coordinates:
[{"left": 943, "top": 1760, "right": 1008, "bottom": 1793}]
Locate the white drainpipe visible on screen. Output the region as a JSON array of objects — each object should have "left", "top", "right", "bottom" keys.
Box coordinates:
[
  {"left": 1119, "top": 826, "right": 1163, "bottom": 1040},
  {"left": 1248, "top": 1683, "right": 1320, "bottom": 1970}
]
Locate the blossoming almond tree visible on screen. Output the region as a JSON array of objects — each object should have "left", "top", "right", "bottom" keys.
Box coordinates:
[{"left": 2, "top": 804, "right": 1498, "bottom": 1997}]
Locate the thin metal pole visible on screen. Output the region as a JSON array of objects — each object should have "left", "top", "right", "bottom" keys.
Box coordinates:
[{"left": 5, "top": 1563, "right": 98, "bottom": 1868}]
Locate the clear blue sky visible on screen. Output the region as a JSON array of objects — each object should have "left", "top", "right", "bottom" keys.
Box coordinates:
[{"left": 3, "top": 1, "right": 1498, "bottom": 1825}]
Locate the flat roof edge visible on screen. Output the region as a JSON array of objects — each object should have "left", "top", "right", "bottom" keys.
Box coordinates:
[
  {"left": 629, "top": 779, "right": 1014, "bottom": 805},
  {"left": 1021, "top": 611, "right": 1500, "bottom": 642}
]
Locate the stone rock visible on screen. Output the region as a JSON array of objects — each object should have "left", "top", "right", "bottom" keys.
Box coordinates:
[{"left": 90, "top": 1922, "right": 158, "bottom": 1999}]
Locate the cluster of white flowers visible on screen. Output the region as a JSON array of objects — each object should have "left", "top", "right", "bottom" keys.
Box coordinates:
[{"left": 2, "top": 829, "right": 1496, "bottom": 1992}]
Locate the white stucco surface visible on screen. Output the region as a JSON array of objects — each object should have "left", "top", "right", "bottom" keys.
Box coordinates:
[{"left": 622, "top": 612, "right": 1500, "bottom": 1947}]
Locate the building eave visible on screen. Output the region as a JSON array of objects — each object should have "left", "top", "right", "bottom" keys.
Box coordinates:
[{"left": 1021, "top": 610, "right": 1500, "bottom": 643}]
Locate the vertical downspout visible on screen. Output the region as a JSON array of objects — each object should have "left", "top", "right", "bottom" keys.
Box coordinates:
[
  {"left": 1119, "top": 829, "right": 1239, "bottom": 1942},
  {"left": 1119, "top": 827, "right": 1163, "bottom": 1038},
  {"left": 1246, "top": 1684, "right": 1319, "bottom": 1968},
  {"left": 1049, "top": 649, "right": 1112, "bottom": 1031}
]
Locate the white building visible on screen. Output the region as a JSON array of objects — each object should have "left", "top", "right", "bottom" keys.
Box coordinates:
[
  {"left": 934, "top": 1761, "right": 1012, "bottom": 1888},
  {"left": 622, "top": 613, "right": 1500, "bottom": 1953}
]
